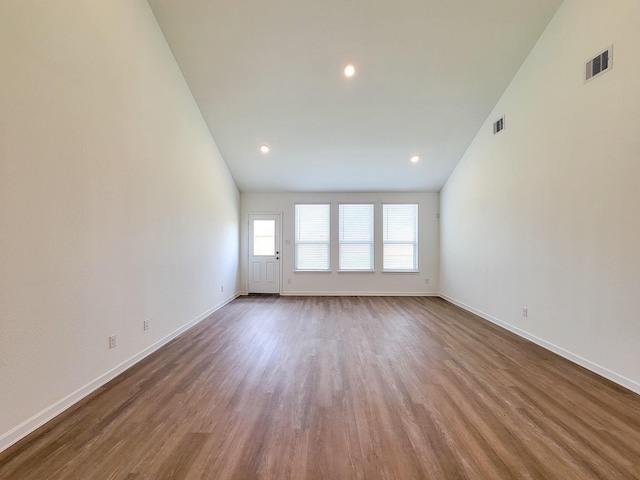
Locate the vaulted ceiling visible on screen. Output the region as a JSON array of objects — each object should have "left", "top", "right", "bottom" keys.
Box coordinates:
[{"left": 147, "top": 0, "right": 563, "bottom": 192}]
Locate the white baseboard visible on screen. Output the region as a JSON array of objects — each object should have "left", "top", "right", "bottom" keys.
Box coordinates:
[
  {"left": 0, "top": 293, "right": 240, "bottom": 455},
  {"left": 440, "top": 294, "right": 640, "bottom": 396},
  {"left": 279, "top": 291, "right": 439, "bottom": 296},
  {"left": 6, "top": 291, "right": 635, "bottom": 455},
  {"left": 238, "top": 291, "right": 438, "bottom": 297}
]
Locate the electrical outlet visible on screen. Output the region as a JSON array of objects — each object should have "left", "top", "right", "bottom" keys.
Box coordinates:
[
  {"left": 109, "top": 334, "right": 117, "bottom": 349},
  {"left": 522, "top": 308, "right": 528, "bottom": 318},
  {"left": 221, "top": 285, "right": 224, "bottom": 292},
  {"left": 424, "top": 278, "right": 429, "bottom": 284},
  {"left": 143, "top": 319, "right": 149, "bottom": 331},
  {"left": 287, "top": 278, "right": 291, "bottom": 284}
]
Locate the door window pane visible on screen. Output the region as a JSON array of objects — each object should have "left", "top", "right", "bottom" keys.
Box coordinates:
[{"left": 253, "top": 220, "right": 275, "bottom": 256}]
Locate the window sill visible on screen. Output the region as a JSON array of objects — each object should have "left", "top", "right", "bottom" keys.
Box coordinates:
[
  {"left": 338, "top": 270, "right": 375, "bottom": 273},
  {"left": 382, "top": 270, "right": 419, "bottom": 274},
  {"left": 294, "top": 270, "right": 332, "bottom": 273}
]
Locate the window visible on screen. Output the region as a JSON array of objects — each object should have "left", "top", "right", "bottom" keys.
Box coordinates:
[
  {"left": 383, "top": 204, "right": 418, "bottom": 271},
  {"left": 252, "top": 220, "right": 275, "bottom": 256},
  {"left": 339, "top": 204, "right": 374, "bottom": 271},
  {"left": 295, "top": 204, "right": 330, "bottom": 271}
]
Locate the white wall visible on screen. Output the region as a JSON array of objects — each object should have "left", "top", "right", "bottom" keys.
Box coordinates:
[
  {"left": 241, "top": 193, "right": 439, "bottom": 295},
  {"left": 0, "top": 0, "right": 240, "bottom": 451},
  {"left": 440, "top": 0, "right": 640, "bottom": 393}
]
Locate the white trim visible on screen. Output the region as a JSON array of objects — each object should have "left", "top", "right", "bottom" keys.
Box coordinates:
[
  {"left": 280, "top": 291, "right": 438, "bottom": 297},
  {"left": 9, "top": 290, "right": 635, "bottom": 456},
  {"left": 440, "top": 294, "right": 640, "bottom": 396},
  {"left": 0, "top": 293, "right": 240, "bottom": 454},
  {"left": 337, "top": 270, "right": 376, "bottom": 274},
  {"left": 382, "top": 270, "right": 420, "bottom": 274}
]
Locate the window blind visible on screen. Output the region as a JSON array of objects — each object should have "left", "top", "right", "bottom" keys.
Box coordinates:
[
  {"left": 295, "top": 204, "right": 330, "bottom": 271},
  {"left": 383, "top": 204, "right": 418, "bottom": 271},
  {"left": 339, "top": 204, "right": 374, "bottom": 270}
]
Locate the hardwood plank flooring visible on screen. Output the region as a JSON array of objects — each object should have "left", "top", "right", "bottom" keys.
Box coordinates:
[{"left": 1, "top": 296, "right": 640, "bottom": 479}]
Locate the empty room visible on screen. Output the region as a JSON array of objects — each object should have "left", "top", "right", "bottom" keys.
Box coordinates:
[{"left": 1, "top": 0, "right": 640, "bottom": 478}]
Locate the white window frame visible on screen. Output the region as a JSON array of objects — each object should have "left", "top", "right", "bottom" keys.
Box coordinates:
[
  {"left": 382, "top": 203, "right": 418, "bottom": 272},
  {"left": 294, "top": 203, "right": 331, "bottom": 271},
  {"left": 338, "top": 203, "right": 374, "bottom": 271}
]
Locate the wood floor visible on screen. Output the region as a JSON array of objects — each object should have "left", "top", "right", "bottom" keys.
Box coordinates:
[{"left": 2, "top": 296, "right": 640, "bottom": 479}]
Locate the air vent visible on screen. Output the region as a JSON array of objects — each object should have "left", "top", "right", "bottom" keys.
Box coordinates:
[
  {"left": 493, "top": 116, "right": 505, "bottom": 134},
  {"left": 585, "top": 46, "right": 613, "bottom": 83}
]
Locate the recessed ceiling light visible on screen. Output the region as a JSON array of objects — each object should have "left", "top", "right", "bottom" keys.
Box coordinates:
[
  {"left": 260, "top": 144, "right": 270, "bottom": 154},
  {"left": 410, "top": 155, "right": 420, "bottom": 163},
  {"left": 344, "top": 64, "right": 356, "bottom": 78}
]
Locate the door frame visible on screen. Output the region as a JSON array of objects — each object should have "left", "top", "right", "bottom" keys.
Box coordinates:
[{"left": 247, "top": 212, "right": 282, "bottom": 294}]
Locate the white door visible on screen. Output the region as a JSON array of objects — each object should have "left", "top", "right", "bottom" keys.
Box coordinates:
[{"left": 248, "top": 214, "right": 281, "bottom": 294}]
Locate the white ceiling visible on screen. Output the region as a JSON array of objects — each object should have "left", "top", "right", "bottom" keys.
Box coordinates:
[{"left": 147, "top": 0, "right": 563, "bottom": 193}]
